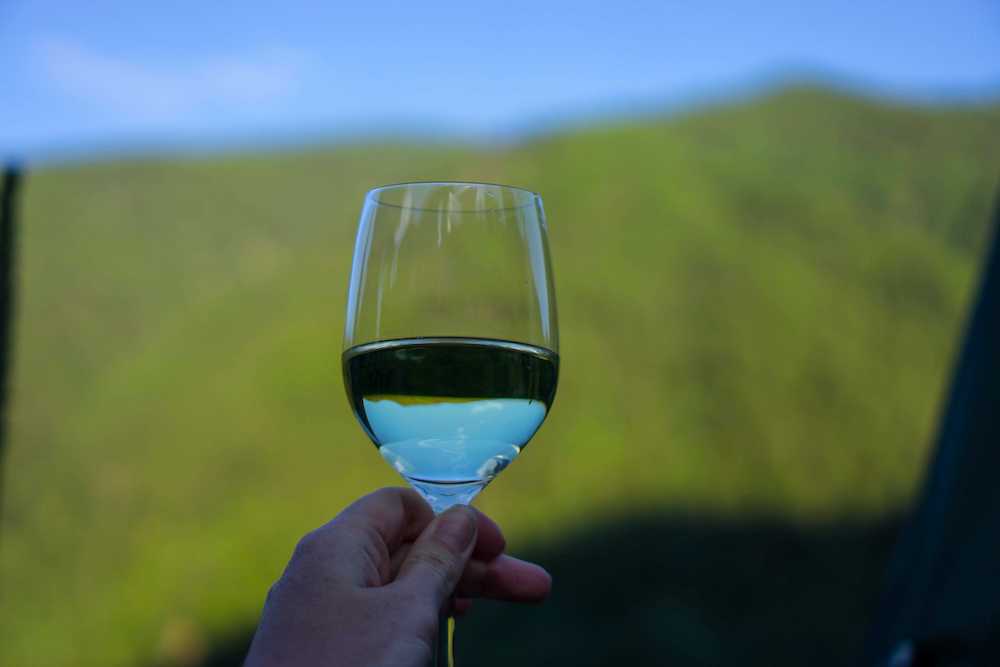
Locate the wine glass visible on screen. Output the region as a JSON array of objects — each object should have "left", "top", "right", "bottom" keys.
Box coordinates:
[{"left": 342, "top": 182, "right": 558, "bottom": 666}]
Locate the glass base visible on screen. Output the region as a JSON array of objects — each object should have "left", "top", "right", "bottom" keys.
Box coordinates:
[{"left": 405, "top": 477, "right": 486, "bottom": 513}]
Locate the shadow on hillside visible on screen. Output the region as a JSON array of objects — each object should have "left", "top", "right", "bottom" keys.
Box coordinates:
[{"left": 175, "top": 512, "right": 901, "bottom": 667}]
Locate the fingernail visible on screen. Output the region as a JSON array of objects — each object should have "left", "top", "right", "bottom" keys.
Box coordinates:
[{"left": 433, "top": 505, "right": 477, "bottom": 553}]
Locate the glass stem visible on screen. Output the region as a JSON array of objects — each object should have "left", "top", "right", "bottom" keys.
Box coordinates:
[{"left": 432, "top": 611, "right": 455, "bottom": 667}]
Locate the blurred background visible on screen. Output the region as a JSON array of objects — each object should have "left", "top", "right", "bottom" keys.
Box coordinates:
[{"left": 1, "top": 1, "right": 999, "bottom": 665}]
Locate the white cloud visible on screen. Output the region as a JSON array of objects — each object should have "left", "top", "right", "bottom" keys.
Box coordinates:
[{"left": 33, "top": 36, "right": 308, "bottom": 124}]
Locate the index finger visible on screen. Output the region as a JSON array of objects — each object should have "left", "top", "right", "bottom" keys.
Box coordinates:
[
  {"left": 335, "top": 487, "right": 436, "bottom": 551},
  {"left": 282, "top": 488, "right": 436, "bottom": 590},
  {"left": 387, "top": 506, "right": 509, "bottom": 579},
  {"left": 470, "top": 508, "right": 506, "bottom": 561}
]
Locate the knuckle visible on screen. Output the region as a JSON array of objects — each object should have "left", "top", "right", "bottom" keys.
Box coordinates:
[
  {"left": 265, "top": 579, "right": 282, "bottom": 603},
  {"left": 287, "top": 529, "right": 339, "bottom": 582},
  {"left": 371, "top": 486, "right": 402, "bottom": 502},
  {"left": 291, "top": 529, "right": 323, "bottom": 561},
  {"left": 408, "top": 548, "right": 456, "bottom": 582}
]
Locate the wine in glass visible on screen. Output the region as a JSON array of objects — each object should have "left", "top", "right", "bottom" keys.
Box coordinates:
[{"left": 342, "top": 182, "right": 558, "bottom": 664}]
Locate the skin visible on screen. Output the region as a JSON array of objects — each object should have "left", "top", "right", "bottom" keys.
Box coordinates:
[{"left": 245, "top": 487, "right": 552, "bottom": 667}]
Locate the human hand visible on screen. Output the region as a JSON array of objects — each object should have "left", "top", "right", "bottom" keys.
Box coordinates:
[{"left": 244, "top": 487, "right": 551, "bottom": 667}]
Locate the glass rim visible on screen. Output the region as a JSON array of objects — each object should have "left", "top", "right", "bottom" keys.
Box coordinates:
[{"left": 365, "top": 181, "right": 540, "bottom": 213}]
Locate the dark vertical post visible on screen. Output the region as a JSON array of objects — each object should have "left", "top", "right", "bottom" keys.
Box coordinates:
[
  {"left": 865, "top": 194, "right": 1000, "bottom": 665},
  {"left": 0, "top": 164, "right": 22, "bottom": 516}
]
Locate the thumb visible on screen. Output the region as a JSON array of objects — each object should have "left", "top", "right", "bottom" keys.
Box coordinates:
[{"left": 395, "top": 505, "right": 478, "bottom": 607}]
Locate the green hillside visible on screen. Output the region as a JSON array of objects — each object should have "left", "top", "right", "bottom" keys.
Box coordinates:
[{"left": 1, "top": 87, "right": 998, "bottom": 666}]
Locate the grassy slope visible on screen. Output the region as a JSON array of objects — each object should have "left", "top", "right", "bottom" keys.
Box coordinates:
[{"left": 1, "top": 88, "right": 998, "bottom": 666}]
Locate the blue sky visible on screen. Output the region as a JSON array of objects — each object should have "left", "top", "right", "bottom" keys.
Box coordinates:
[{"left": 2, "top": 0, "right": 999, "bottom": 159}]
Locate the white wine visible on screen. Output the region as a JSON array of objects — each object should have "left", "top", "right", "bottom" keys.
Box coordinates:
[{"left": 343, "top": 337, "right": 558, "bottom": 510}]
